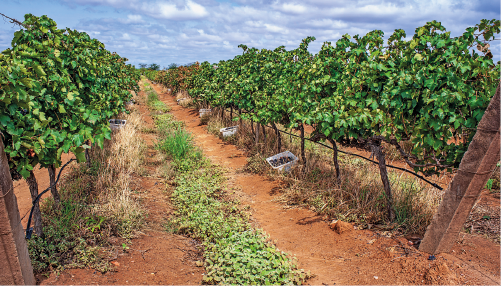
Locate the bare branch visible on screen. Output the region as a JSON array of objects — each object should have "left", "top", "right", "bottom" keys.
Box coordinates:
[{"left": 0, "top": 12, "right": 30, "bottom": 29}]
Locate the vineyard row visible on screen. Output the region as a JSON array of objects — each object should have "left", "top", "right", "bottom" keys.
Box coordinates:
[{"left": 146, "top": 19, "right": 500, "bottom": 220}]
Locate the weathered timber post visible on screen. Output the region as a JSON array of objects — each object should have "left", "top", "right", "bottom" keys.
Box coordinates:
[
  {"left": 420, "top": 82, "right": 500, "bottom": 254},
  {"left": 84, "top": 139, "right": 91, "bottom": 168},
  {"left": 255, "top": 121, "right": 260, "bottom": 150},
  {"left": 261, "top": 124, "right": 266, "bottom": 146},
  {"left": 238, "top": 109, "right": 242, "bottom": 128},
  {"left": 271, "top": 123, "right": 282, "bottom": 153},
  {"left": 0, "top": 139, "right": 36, "bottom": 285}
]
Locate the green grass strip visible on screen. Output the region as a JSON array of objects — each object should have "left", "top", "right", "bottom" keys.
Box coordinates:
[
  {"left": 145, "top": 83, "right": 170, "bottom": 112},
  {"left": 151, "top": 99, "right": 309, "bottom": 284}
]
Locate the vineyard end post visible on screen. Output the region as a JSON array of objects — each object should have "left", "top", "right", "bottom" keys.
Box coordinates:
[
  {"left": 0, "top": 139, "right": 36, "bottom": 285},
  {"left": 420, "top": 82, "right": 501, "bottom": 254}
]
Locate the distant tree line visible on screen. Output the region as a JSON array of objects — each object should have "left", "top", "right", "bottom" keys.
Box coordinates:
[{"left": 137, "top": 62, "right": 197, "bottom": 71}]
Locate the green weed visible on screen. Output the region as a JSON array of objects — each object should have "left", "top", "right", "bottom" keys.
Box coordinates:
[
  {"left": 147, "top": 90, "right": 170, "bottom": 112},
  {"left": 27, "top": 169, "right": 111, "bottom": 273},
  {"left": 157, "top": 129, "right": 195, "bottom": 160},
  {"left": 154, "top": 110, "right": 309, "bottom": 285},
  {"left": 154, "top": 114, "right": 185, "bottom": 134}
]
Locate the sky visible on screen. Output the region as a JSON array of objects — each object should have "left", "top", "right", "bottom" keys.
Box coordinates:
[{"left": 1, "top": 0, "right": 499, "bottom": 68}]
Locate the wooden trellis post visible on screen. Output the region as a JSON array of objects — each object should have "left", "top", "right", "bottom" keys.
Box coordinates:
[
  {"left": 420, "top": 82, "right": 500, "bottom": 254},
  {"left": 0, "top": 139, "right": 36, "bottom": 285}
]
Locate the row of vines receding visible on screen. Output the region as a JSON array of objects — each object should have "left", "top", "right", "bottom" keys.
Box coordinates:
[
  {"left": 0, "top": 13, "right": 141, "bottom": 237},
  {"left": 148, "top": 19, "right": 500, "bottom": 221}
]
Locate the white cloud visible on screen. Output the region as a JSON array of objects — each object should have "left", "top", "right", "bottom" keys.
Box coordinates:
[
  {"left": 24, "top": 0, "right": 497, "bottom": 66},
  {"left": 67, "top": 0, "right": 209, "bottom": 20},
  {"left": 303, "top": 19, "right": 348, "bottom": 29},
  {"left": 119, "top": 14, "right": 144, "bottom": 24},
  {"left": 147, "top": 34, "right": 172, "bottom": 44},
  {"left": 278, "top": 3, "right": 307, "bottom": 14},
  {"left": 153, "top": 0, "right": 209, "bottom": 20},
  {"left": 264, "top": 24, "right": 287, "bottom": 34}
]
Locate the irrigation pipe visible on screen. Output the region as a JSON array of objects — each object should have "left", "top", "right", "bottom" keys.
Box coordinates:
[
  {"left": 272, "top": 127, "right": 443, "bottom": 190},
  {"left": 217, "top": 106, "right": 444, "bottom": 190},
  {"left": 25, "top": 158, "right": 77, "bottom": 239},
  {"left": 160, "top": 86, "right": 445, "bottom": 190}
]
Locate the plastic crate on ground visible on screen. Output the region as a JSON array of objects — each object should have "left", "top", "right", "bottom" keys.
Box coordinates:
[
  {"left": 199, "top": 109, "right": 212, "bottom": 117},
  {"left": 220, "top": 125, "right": 238, "bottom": 137},
  {"left": 109, "top": 119, "right": 127, "bottom": 131},
  {"left": 266, "top": 151, "right": 298, "bottom": 172}
]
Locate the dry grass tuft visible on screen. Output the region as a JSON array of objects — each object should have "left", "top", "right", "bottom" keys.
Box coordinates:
[
  {"left": 175, "top": 90, "right": 190, "bottom": 100},
  {"left": 175, "top": 91, "right": 194, "bottom": 108},
  {"left": 89, "top": 109, "right": 146, "bottom": 238},
  {"left": 207, "top": 116, "right": 226, "bottom": 137},
  {"left": 179, "top": 98, "right": 193, "bottom": 108}
]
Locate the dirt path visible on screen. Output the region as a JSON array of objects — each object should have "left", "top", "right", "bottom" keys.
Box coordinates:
[
  {"left": 39, "top": 88, "right": 204, "bottom": 285},
  {"left": 153, "top": 83, "right": 500, "bottom": 285}
]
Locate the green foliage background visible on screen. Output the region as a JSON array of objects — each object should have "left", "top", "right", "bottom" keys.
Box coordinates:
[
  {"left": 149, "top": 19, "right": 500, "bottom": 176},
  {"left": 0, "top": 14, "right": 140, "bottom": 178}
]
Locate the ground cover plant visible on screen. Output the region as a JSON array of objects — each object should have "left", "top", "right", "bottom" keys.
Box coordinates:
[{"left": 146, "top": 81, "right": 310, "bottom": 284}]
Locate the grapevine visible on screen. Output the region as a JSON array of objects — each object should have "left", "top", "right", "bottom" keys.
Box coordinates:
[
  {"left": 152, "top": 19, "right": 500, "bottom": 220},
  {"left": 0, "top": 14, "right": 140, "bottom": 236}
]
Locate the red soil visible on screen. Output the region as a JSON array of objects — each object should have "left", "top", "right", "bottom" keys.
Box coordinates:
[
  {"left": 153, "top": 83, "right": 500, "bottom": 285},
  {"left": 11, "top": 81, "right": 499, "bottom": 285}
]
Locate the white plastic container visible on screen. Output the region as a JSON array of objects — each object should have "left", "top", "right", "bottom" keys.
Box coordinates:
[
  {"left": 220, "top": 125, "right": 238, "bottom": 137},
  {"left": 266, "top": 151, "right": 298, "bottom": 172},
  {"left": 199, "top": 109, "right": 212, "bottom": 117},
  {"left": 109, "top": 119, "right": 127, "bottom": 131}
]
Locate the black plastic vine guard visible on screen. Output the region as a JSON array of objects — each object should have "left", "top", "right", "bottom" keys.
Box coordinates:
[{"left": 25, "top": 227, "right": 33, "bottom": 239}]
